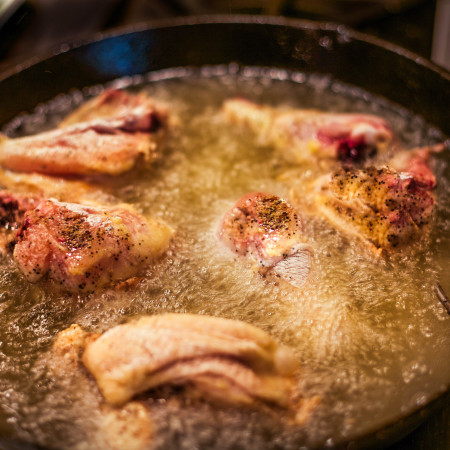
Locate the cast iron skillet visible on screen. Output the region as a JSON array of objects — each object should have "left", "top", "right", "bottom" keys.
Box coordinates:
[
  {"left": 0, "top": 15, "right": 448, "bottom": 450},
  {"left": 1, "top": 15, "right": 449, "bottom": 133}
]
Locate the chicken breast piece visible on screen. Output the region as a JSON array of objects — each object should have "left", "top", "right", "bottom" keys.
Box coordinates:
[
  {"left": 218, "top": 192, "right": 312, "bottom": 287},
  {"left": 223, "top": 98, "right": 393, "bottom": 164},
  {"left": 82, "top": 313, "right": 298, "bottom": 408},
  {"left": 314, "top": 146, "right": 440, "bottom": 251},
  {"left": 13, "top": 199, "right": 174, "bottom": 292},
  {"left": 0, "top": 89, "right": 168, "bottom": 176}
]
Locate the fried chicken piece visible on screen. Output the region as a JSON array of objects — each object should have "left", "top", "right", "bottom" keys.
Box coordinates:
[
  {"left": 314, "top": 146, "right": 440, "bottom": 251},
  {"left": 82, "top": 314, "right": 298, "bottom": 408},
  {"left": 218, "top": 192, "right": 312, "bottom": 287},
  {"left": 52, "top": 316, "right": 317, "bottom": 438},
  {"left": 13, "top": 199, "right": 174, "bottom": 292},
  {"left": 223, "top": 98, "right": 392, "bottom": 164},
  {"left": 0, "top": 89, "right": 168, "bottom": 176}
]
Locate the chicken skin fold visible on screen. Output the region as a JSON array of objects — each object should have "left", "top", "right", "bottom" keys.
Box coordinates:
[{"left": 80, "top": 313, "right": 299, "bottom": 408}]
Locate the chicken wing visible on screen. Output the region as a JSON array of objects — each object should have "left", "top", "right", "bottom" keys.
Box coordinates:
[
  {"left": 13, "top": 199, "right": 174, "bottom": 292},
  {"left": 218, "top": 192, "right": 312, "bottom": 287},
  {"left": 0, "top": 89, "right": 168, "bottom": 176},
  {"left": 223, "top": 98, "right": 393, "bottom": 164}
]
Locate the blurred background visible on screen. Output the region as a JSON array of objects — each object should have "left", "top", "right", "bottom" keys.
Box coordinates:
[
  {"left": 0, "top": 1, "right": 449, "bottom": 449},
  {"left": 0, "top": 0, "right": 449, "bottom": 74}
]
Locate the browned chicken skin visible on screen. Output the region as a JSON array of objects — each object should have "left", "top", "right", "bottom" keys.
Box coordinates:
[
  {"left": 314, "top": 146, "right": 441, "bottom": 251},
  {"left": 13, "top": 199, "right": 174, "bottom": 292},
  {"left": 219, "top": 192, "right": 312, "bottom": 287},
  {"left": 0, "top": 89, "right": 168, "bottom": 176}
]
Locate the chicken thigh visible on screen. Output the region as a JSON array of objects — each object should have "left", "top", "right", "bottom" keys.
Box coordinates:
[
  {"left": 13, "top": 199, "right": 174, "bottom": 292},
  {"left": 223, "top": 98, "right": 393, "bottom": 164},
  {"left": 313, "top": 145, "right": 442, "bottom": 251}
]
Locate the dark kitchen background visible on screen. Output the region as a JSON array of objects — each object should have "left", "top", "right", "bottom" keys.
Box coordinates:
[
  {"left": 0, "top": 1, "right": 448, "bottom": 449},
  {"left": 1, "top": 0, "right": 449, "bottom": 74}
]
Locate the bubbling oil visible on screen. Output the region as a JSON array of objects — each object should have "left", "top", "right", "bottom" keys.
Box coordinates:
[{"left": 0, "top": 67, "right": 449, "bottom": 449}]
